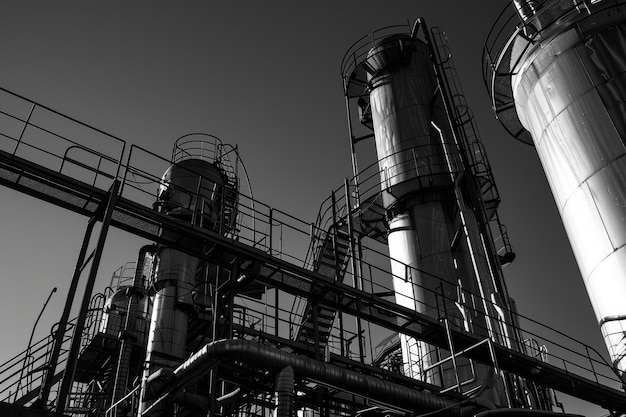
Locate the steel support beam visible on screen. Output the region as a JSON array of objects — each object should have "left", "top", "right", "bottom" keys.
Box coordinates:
[{"left": 55, "top": 180, "right": 120, "bottom": 415}]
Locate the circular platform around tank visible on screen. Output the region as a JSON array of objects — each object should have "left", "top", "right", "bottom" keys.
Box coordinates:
[
  {"left": 482, "top": 0, "right": 626, "bottom": 146},
  {"left": 341, "top": 23, "right": 415, "bottom": 99}
]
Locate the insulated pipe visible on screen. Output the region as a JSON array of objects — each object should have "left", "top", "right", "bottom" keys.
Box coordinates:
[
  {"left": 508, "top": 2, "right": 626, "bottom": 375},
  {"left": 274, "top": 366, "right": 295, "bottom": 417},
  {"left": 162, "top": 339, "right": 486, "bottom": 417}
]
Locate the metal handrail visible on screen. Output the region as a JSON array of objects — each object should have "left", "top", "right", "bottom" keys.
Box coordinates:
[
  {"left": 0, "top": 87, "right": 126, "bottom": 181},
  {"left": 0, "top": 318, "right": 76, "bottom": 404},
  {"left": 341, "top": 23, "right": 413, "bottom": 94},
  {"left": 306, "top": 143, "right": 461, "bottom": 268},
  {"left": 105, "top": 384, "right": 141, "bottom": 417},
  {"left": 482, "top": 0, "right": 626, "bottom": 144},
  {"left": 0, "top": 82, "right": 620, "bottom": 408}
]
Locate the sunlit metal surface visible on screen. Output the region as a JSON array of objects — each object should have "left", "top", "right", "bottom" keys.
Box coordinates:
[
  {"left": 506, "top": 0, "right": 626, "bottom": 374},
  {"left": 361, "top": 29, "right": 513, "bottom": 400},
  {"left": 2, "top": 81, "right": 626, "bottom": 413},
  {"left": 367, "top": 33, "right": 458, "bottom": 384},
  {"left": 367, "top": 35, "right": 455, "bottom": 201}
]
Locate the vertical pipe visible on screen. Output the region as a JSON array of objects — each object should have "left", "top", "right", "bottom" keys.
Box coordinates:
[
  {"left": 275, "top": 288, "right": 280, "bottom": 338},
  {"left": 274, "top": 366, "right": 295, "bottom": 417},
  {"left": 269, "top": 208, "right": 274, "bottom": 257},
  {"left": 425, "top": 27, "right": 512, "bottom": 334},
  {"left": 344, "top": 94, "right": 361, "bottom": 207},
  {"left": 330, "top": 190, "right": 339, "bottom": 281}
]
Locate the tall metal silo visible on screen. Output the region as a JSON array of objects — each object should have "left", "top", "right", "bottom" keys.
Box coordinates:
[
  {"left": 484, "top": 0, "right": 626, "bottom": 378},
  {"left": 139, "top": 135, "right": 239, "bottom": 415},
  {"left": 342, "top": 21, "right": 539, "bottom": 407}
]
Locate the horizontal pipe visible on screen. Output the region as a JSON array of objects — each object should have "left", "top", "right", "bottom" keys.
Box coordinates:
[
  {"left": 158, "top": 339, "right": 488, "bottom": 417},
  {"left": 476, "top": 409, "right": 583, "bottom": 417}
]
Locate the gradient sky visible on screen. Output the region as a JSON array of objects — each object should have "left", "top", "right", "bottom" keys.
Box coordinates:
[{"left": 0, "top": 2, "right": 609, "bottom": 415}]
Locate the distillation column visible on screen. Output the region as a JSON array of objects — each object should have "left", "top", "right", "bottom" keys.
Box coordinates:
[
  {"left": 487, "top": 0, "right": 626, "bottom": 377},
  {"left": 139, "top": 136, "right": 238, "bottom": 415},
  {"left": 365, "top": 34, "right": 463, "bottom": 385},
  {"left": 345, "top": 26, "right": 519, "bottom": 404}
]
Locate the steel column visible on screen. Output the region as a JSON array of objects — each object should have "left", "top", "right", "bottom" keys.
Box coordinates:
[{"left": 56, "top": 180, "right": 121, "bottom": 414}]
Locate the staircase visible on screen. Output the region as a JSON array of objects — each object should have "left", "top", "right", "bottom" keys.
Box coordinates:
[
  {"left": 293, "top": 173, "right": 389, "bottom": 357},
  {"left": 295, "top": 220, "right": 352, "bottom": 353},
  {"left": 216, "top": 149, "right": 239, "bottom": 236},
  {"left": 0, "top": 288, "right": 126, "bottom": 412}
]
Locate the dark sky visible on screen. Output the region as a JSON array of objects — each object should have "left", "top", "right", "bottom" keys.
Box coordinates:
[{"left": 0, "top": 2, "right": 609, "bottom": 415}]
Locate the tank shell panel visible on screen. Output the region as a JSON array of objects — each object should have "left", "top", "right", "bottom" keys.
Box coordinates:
[
  {"left": 512, "top": 20, "right": 626, "bottom": 372},
  {"left": 367, "top": 35, "right": 457, "bottom": 206},
  {"left": 99, "top": 288, "right": 151, "bottom": 342},
  {"left": 157, "top": 158, "right": 228, "bottom": 230}
]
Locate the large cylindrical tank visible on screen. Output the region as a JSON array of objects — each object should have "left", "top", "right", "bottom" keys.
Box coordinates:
[
  {"left": 366, "top": 34, "right": 457, "bottom": 385},
  {"left": 146, "top": 146, "right": 231, "bottom": 369},
  {"left": 141, "top": 136, "right": 239, "bottom": 415},
  {"left": 366, "top": 34, "right": 456, "bottom": 203},
  {"left": 360, "top": 31, "right": 510, "bottom": 401},
  {"left": 505, "top": 1, "right": 626, "bottom": 375},
  {"left": 99, "top": 288, "right": 152, "bottom": 342},
  {"left": 144, "top": 249, "right": 200, "bottom": 365}
]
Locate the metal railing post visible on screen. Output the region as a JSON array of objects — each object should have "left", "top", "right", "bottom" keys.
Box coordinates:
[
  {"left": 330, "top": 191, "right": 340, "bottom": 282},
  {"left": 12, "top": 103, "right": 35, "bottom": 157},
  {"left": 443, "top": 318, "right": 461, "bottom": 393}
]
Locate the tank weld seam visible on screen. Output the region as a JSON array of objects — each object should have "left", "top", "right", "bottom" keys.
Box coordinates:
[{"left": 559, "top": 153, "right": 626, "bottom": 213}]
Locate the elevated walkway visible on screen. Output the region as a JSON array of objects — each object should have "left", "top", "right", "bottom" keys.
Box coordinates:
[{"left": 1, "top": 86, "right": 626, "bottom": 414}]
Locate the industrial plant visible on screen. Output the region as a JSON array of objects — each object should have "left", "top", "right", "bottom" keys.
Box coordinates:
[{"left": 1, "top": 1, "right": 626, "bottom": 416}]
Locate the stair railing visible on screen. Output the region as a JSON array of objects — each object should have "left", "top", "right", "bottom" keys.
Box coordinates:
[{"left": 0, "top": 317, "right": 76, "bottom": 405}]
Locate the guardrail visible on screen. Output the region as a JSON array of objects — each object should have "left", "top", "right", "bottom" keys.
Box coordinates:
[{"left": 0, "top": 87, "right": 126, "bottom": 189}]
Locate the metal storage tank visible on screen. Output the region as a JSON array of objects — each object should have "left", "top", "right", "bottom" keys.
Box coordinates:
[
  {"left": 365, "top": 33, "right": 463, "bottom": 385},
  {"left": 343, "top": 22, "right": 528, "bottom": 406},
  {"left": 98, "top": 287, "right": 151, "bottom": 341},
  {"left": 484, "top": 0, "right": 626, "bottom": 377},
  {"left": 140, "top": 135, "right": 239, "bottom": 415}
]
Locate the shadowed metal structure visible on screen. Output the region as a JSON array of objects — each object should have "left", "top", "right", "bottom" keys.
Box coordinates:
[
  {"left": 0, "top": 13, "right": 625, "bottom": 417},
  {"left": 484, "top": 0, "right": 626, "bottom": 380}
]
